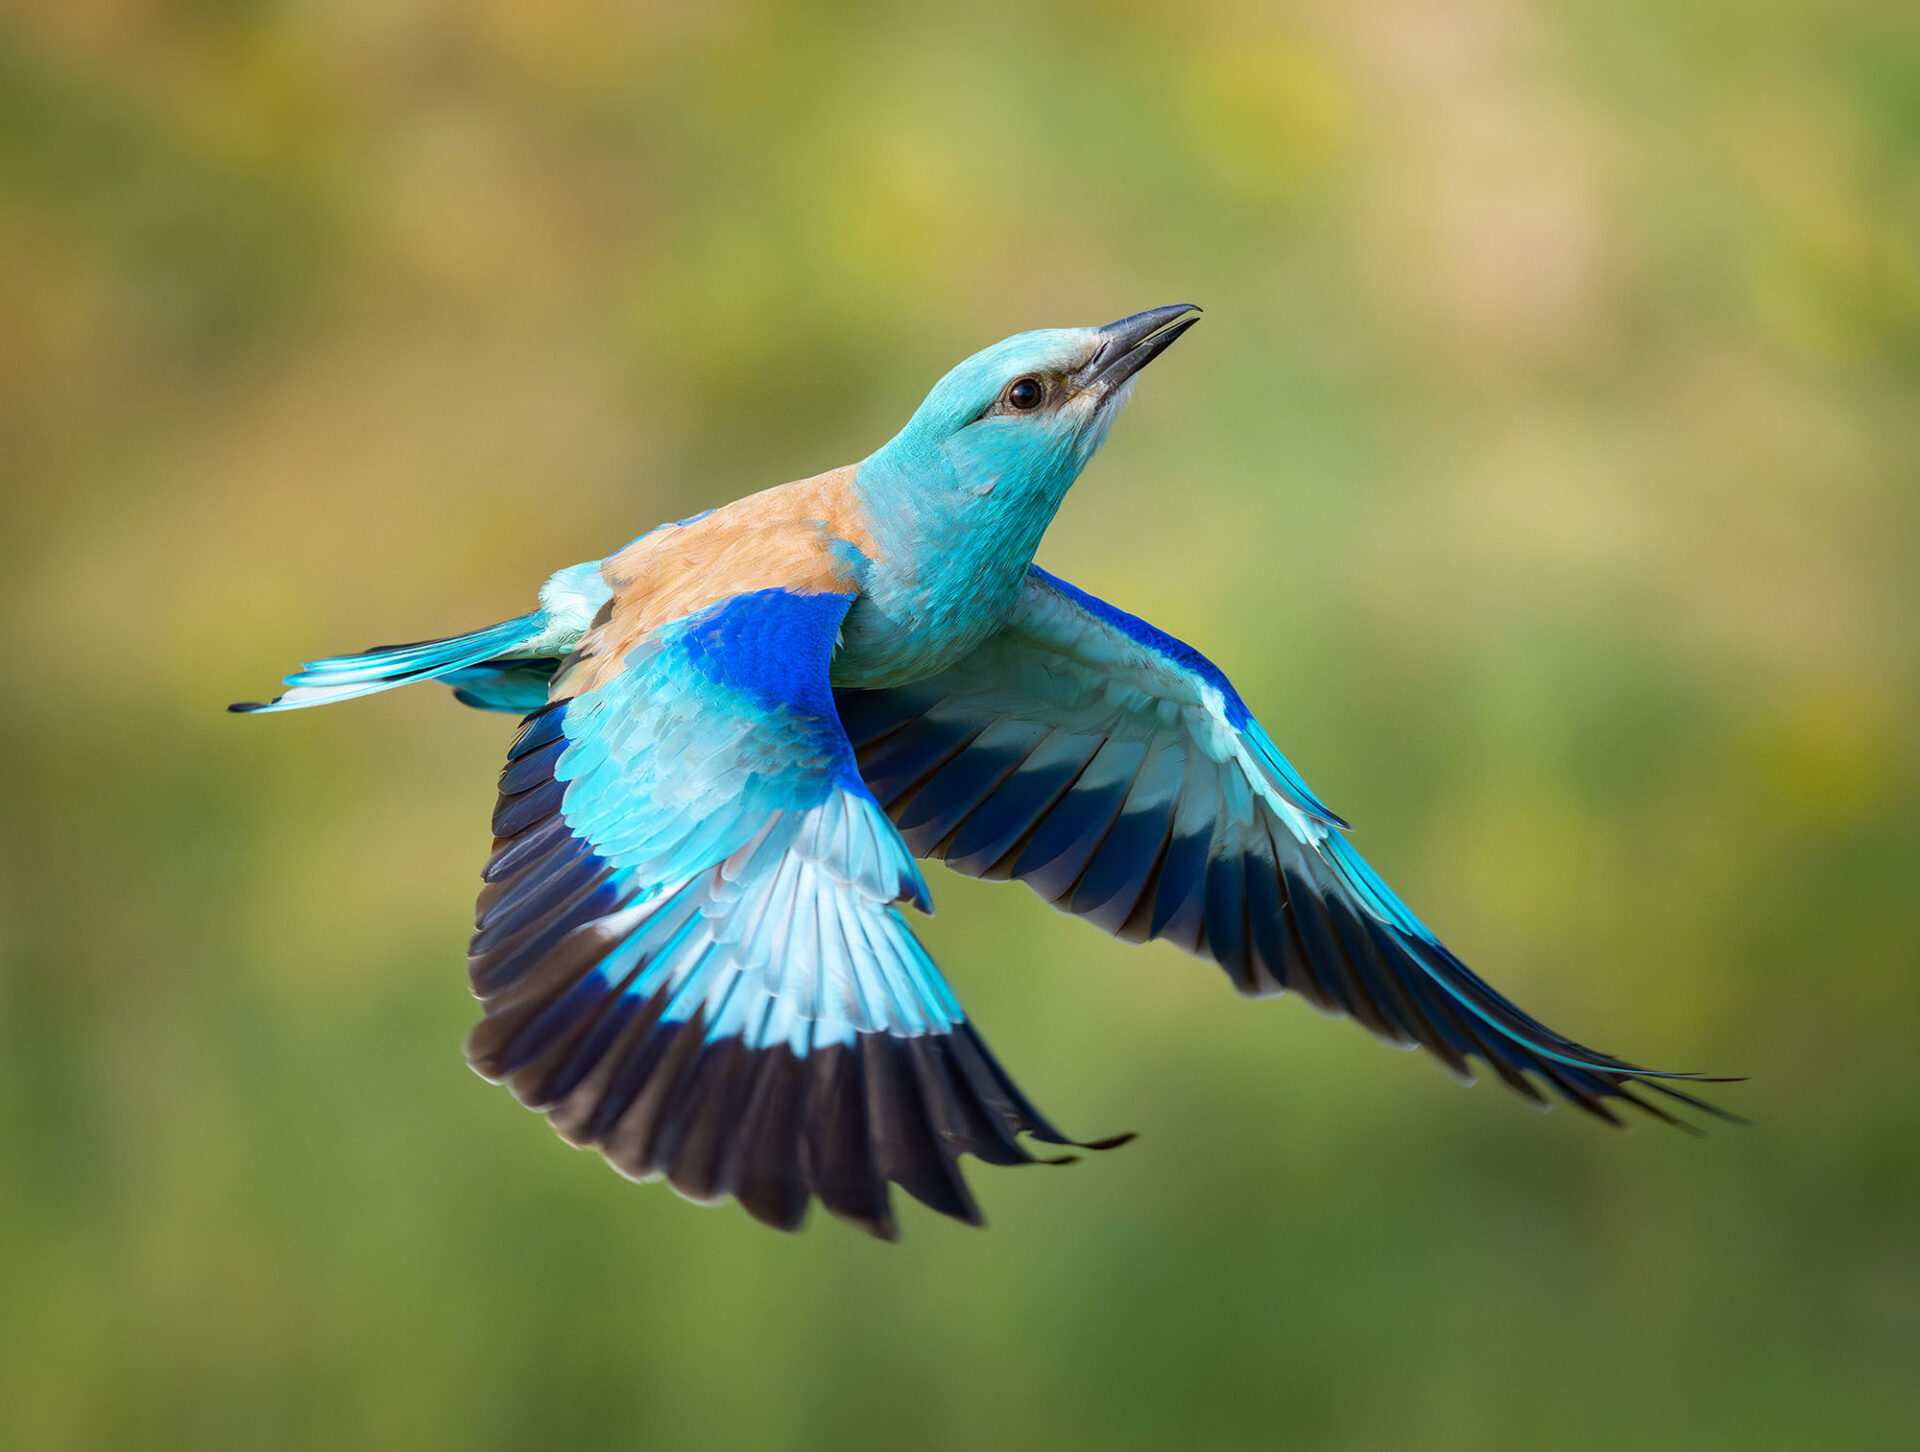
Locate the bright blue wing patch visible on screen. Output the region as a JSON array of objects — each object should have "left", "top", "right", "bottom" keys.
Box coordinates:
[
  {"left": 1027, "top": 567, "right": 1344, "bottom": 827},
  {"left": 1029, "top": 568, "right": 1241, "bottom": 715},
  {"left": 552, "top": 588, "right": 909, "bottom": 909},
  {"left": 468, "top": 586, "right": 1115, "bottom": 1239},
  {"left": 838, "top": 569, "right": 1736, "bottom": 1131}
]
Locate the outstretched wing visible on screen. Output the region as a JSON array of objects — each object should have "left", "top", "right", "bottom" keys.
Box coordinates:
[
  {"left": 835, "top": 567, "right": 1736, "bottom": 1129},
  {"left": 468, "top": 583, "right": 1107, "bottom": 1240}
]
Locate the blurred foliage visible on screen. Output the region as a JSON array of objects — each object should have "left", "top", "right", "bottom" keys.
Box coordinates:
[{"left": 2, "top": 1, "right": 1917, "bottom": 1448}]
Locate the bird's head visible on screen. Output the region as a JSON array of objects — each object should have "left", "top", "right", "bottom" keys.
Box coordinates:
[{"left": 859, "top": 304, "right": 1200, "bottom": 540}]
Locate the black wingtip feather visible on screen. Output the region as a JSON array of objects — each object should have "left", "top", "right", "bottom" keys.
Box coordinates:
[
  {"left": 734, "top": 1048, "right": 811, "bottom": 1231},
  {"left": 804, "top": 1045, "right": 897, "bottom": 1238},
  {"left": 471, "top": 968, "right": 1128, "bottom": 1239},
  {"left": 662, "top": 1039, "right": 759, "bottom": 1203},
  {"left": 865, "top": 1036, "right": 984, "bottom": 1226}
]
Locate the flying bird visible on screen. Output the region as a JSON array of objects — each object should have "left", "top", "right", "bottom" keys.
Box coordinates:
[{"left": 235, "top": 305, "right": 1734, "bottom": 1238}]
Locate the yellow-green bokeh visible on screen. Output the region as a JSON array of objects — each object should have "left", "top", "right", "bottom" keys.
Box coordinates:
[{"left": 3, "top": 2, "right": 1916, "bottom": 1448}]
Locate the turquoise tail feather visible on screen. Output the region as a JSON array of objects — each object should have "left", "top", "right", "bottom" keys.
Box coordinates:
[
  {"left": 442, "top": 658, "right": 561, "bottom": 714},
  {"left": 230, "top": 614, "right": 547, "bottom": 714}
]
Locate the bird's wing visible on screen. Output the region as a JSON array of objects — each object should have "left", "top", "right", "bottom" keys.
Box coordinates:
[
  {"left": 469, "top": 580, "right": 1111, "bottom": 1240},
  {"left": 835, "top": 567, "right": 1736, "bottom": 1128}
]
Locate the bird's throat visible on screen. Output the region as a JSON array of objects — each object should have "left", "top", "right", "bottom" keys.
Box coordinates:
[{"left": 832, "top": 453, "right": 1068, "bottom": 688}]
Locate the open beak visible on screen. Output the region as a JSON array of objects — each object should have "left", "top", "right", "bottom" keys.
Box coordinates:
[{"left": 1077, "top": 303, "right": 1202, "bottom": 399}]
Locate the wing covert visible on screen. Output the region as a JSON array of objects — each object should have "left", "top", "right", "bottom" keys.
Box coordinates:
[
  {"left": 836, "top": 567, "right": 1736, "bottom": 1129},
  {"left": 469, "top": 584, "right": 1107, "bottom": 1239}
]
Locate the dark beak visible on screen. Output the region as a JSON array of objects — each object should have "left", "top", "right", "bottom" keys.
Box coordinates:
[{"left": 1077, "top": 303, "right": 1202, "bottom": 398}]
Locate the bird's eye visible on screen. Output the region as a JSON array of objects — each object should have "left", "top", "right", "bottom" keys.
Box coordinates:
[{"left": 1006, "top": 377, "right": 1044, "bottom": 411}]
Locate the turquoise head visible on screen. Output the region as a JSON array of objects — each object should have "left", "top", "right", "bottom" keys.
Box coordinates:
[{"left": 854, "top": 304, "right": 1201, "bottom": 575}]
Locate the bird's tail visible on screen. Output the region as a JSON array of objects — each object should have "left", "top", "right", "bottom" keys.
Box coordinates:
[{"left": 230, "top": 614, "right": 545, "bottom": 714}]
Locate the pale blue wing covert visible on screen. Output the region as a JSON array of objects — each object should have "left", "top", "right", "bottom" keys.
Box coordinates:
[
  {"left": 836, "top": 567, "right": 1738, "bottom": 1129},
  {"left": 468, "top": 585, "right": 1118, "bottom": 1239}
]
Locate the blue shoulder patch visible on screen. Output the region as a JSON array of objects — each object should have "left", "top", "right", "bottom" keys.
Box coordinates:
[
  {"left": 1028, "top": 566, "right": 1252, "bottom": 726},
  {"left": 1027, "top": 566, "right": 1344, "bottom": 826},
  {"left": 681, "top": 588, "right": 852, "bottom": 721}
]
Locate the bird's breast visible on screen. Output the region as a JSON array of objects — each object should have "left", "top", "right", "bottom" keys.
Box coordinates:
[
  {"left": 829, "top": 576, "right": 1018, "bottom": 689},
  {"left": 827, "top": 461, "right": 1051, "bottom": 688}
]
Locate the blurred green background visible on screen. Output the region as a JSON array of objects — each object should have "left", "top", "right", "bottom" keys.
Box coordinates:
[{"left": 3, "top": 1, "right": 1916, "bottom": 1448}]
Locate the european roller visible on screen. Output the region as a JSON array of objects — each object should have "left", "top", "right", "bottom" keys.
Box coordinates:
[{"left": 236, "top": 305, "right": 1734, "bottom": 1238}]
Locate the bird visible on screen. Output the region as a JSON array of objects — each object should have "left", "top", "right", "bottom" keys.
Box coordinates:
[{"left": 234, "top": 304, "right": 1736, "bottom": 1239}]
